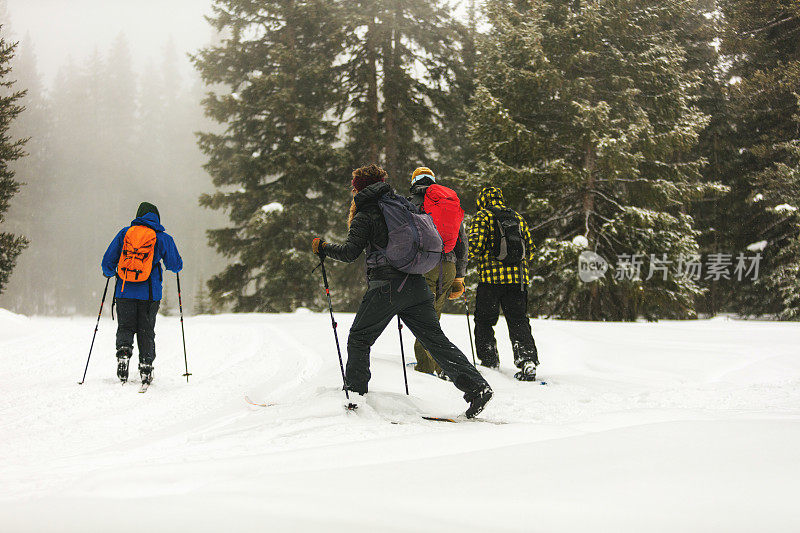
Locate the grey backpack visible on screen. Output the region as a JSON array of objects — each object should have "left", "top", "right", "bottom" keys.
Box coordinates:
[{"left": 377, "top": 192, "right": 444, "bottom": 274}]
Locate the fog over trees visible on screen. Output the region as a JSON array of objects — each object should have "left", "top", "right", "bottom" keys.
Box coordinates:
[
  {"left": 0, "top": 20, "right": 28, "bottom": 295},
  {"left": 0, "top": 0, "right": 798, "bottom": 320},
  {"left": 0, "top": 11, "right": 225, "bottom": 314}
]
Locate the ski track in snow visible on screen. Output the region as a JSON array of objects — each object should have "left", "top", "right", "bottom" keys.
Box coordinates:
[{"left": 1, "top": 310, "right": 799, "bottom": 532}]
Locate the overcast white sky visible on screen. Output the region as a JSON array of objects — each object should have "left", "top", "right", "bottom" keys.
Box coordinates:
[{"left": 4, "top": 0, "right": 216, "bottom": 86}]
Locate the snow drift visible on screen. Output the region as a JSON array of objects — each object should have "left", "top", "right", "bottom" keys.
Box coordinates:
[{"left": 1, "top": 310, "right": 799, "bottom": 532}]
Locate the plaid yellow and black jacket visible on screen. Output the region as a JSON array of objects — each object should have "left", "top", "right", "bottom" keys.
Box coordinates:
[{"left": 468, "top": 186, "right": 535, "bottom": 285}]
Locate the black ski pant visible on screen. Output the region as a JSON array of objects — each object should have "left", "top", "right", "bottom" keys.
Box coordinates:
[
  {"left": 474, "top": 282, "right": 539, "bottom": 368},
  {"left": 115, "top": 298, "right": 160, "bottom": 365},
  {"left": 346, "top": 274, "right": 488, "bottom": 397}
]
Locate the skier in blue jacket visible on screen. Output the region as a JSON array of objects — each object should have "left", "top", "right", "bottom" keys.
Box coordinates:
[{"left": 101, "top": 202, "right": 183, "bottom": 385}]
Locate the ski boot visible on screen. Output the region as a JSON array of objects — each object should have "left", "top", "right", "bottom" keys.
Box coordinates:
[
  {"left": 343, "top": 390, "right": 364, "bottom": 411},
  {"left": 478, "top": 357, "right": 499, "bottom": 369},
  {"left": 514, "top": 361, "right": 538, "bottom": 382},
  {"left": 116, "top": 346, "right": 132, "bottom": 383},
  {"left": 465, "top": 385, "right": 493, "bottom": 419},
  {"left": 139, "top": 363, "right": 154, "bottom": 388},
  {"left": 478, "top": 347, "right": 500, "bottom": 369}
]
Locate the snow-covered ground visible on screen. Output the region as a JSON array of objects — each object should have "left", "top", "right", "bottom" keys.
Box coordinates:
[{"left": 1, "top": 307, "right": 799, "bottom": 532}]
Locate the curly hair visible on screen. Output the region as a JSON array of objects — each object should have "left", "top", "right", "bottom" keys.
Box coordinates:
[{"left": 351, "top": 164, "right": 388, "bottom": 192}]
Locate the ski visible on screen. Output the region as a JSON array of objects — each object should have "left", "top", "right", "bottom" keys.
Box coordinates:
[
  {"left": 421, "top": 415, "right": 508, "bottom": 425},
  {"left": 244, "top": 395, "right": 276, "bottom": 407},
  {"left": 346, "top": 408, "right": 505, "bottom": 425},
  {"left": 421, "top": 415, "right": 457, "bottom": 423}
]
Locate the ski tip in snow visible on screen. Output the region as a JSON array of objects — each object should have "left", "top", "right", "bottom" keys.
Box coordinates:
[
  {"left": 244, "top": 395, "right": 275, "bottom": 407},
  {"left": 421, "top": 415, "right": 457, "bottom": 423}
]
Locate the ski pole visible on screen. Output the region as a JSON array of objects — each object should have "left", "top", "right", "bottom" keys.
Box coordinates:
[
  {"left": 464, "top": 292, "right": 476, "bottom": 366},
  {"left": 314, "top": 258, "right": 349, "bottom": 400},
  {"left": 78, "top": 277, "right": 111, "bottom": 385},
  {"left": 397, "top": 316, "right": 409, "bottom": 395},
  {"left": 177, "top": 272, "right": 191, "bottom": 382}
]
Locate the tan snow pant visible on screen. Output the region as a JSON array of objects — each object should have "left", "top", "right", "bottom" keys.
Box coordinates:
[{"left": 413, "top": 261, "right": 457, "bottom": 374}]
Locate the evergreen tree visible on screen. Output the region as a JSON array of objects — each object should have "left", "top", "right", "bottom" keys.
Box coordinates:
[
  {"left": 46, "top": 43, "right": 140, "bottom": 314},
  {"left": 340, "top": 0, "right": 466, "bottom": 186},
  {"left": 0, "top": 26, "right": 218, "bottom": 315},
  {"left": 160, "top": 283, "right": 173, "bottom": 316},
  {"left": 136, "top": 41, "right": 226, "bottom": 315},
  {"left": 685, "top": 5, "right": 739, "bottom": 317},
  {"left": 323, "top": 0, "right": 470, "bottom": 309},
  {"left": 40, "top": 58, "right": 96, "bottom": 313},
  {"left": 1, "top": 33, "right": 53, "bottom": 312},
  {"left": 193, "top": 277, "right": 212, "bottom": 315},
  {"left": 193, "top": 0, "right": 347, "bottom": 312},
  {"left": 106, "top": 35, "right": 137, "bottom": 162},
  {"left": 0, "top": 25, "right": 28, "bottom": 295},
  {"left": 3, "top": 37, "right": 144, "bottom": 315},
  {"left": 470, "top": 0, "right": 717, "bottom": 320},
  {"left": 432, "top": 0, "right": 479, "bottom": 179},
  {"left": 718, "top": 0, "right": 800, "bottom": 319}
]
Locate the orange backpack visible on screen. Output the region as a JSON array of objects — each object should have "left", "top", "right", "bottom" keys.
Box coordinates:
[{"left": 117, "top": 225, "right": 157, "bottom": 293}]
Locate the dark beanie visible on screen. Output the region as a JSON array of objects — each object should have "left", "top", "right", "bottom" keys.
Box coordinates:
[{"left": 136, "top": 202, "right": 160, "bottom": 221}]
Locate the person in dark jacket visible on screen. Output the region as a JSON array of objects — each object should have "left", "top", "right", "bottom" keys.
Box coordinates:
[
  {"left": 311, "top": 164, "right": 493, "bottom": 418},
  {"left": 101, "top": 202, "right": 183, "bottom": 385},
  {"left": 407, "top": 167, "right": 468, "bottom": 379},
  {"left": 469, "top": 186, "right": 539, "bottom": 381}
]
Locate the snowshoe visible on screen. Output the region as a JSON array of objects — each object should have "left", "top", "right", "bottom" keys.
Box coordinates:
[
  {"left": 116, "top": 346, "right": 132, "bottom": 383},
  {"left": 464, "top": 385, "right": 493, "bottom": 419},
  {"left": 514, "top": 361, "right": 538, "bottom": 382}
]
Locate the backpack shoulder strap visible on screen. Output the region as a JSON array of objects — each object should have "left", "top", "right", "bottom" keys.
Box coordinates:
[{"left": 486, "top": 206, "right": 506, "bottom": 234}]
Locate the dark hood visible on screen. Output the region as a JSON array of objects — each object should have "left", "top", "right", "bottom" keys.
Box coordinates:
[
  {"left": 409, "top": 176, "right": 435, "bottom": 197},
  {"left": 130, "top": 212, "right": 165, "bottom": 232},
  {"left": 354, "top": 181, "right": 392, "bottom": 210}
]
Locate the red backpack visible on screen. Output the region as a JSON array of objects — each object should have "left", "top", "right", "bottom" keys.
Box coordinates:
[{"left": 422, "top": 184, "right": 464, "bottom": 253}]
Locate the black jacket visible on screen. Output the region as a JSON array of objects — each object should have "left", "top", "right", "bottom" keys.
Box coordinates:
[
  {"left": 324, "top": 182, "right": 405, "bottom": 281},
  {"left": 408, "top": 177, "right": 469, "bottom": 278}
]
